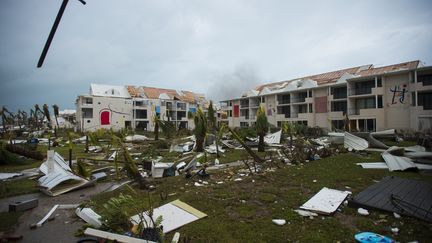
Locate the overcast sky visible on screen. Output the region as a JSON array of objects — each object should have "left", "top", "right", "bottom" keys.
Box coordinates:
[{"left": 1, "top": 0, "right": 431, "bottom": 112}]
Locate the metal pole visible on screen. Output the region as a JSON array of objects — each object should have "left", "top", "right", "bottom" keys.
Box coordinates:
[{"left": 37, "top": 0, "right": 69, "bottom": 68}]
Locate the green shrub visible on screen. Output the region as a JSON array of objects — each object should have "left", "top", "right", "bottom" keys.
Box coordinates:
[{"left": 5, "top": 144, "right": 44, "bottom": 160}]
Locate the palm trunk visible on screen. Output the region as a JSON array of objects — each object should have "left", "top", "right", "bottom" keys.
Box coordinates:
[
  {"left": 196, "top": 137, "right": 204, "bottom": 152},
  {"left": 258, "top": 134, "right": 265, "bottom": 152},
  {"left": 154, "top": 122, "right": 159, "bottom": 140},
  {"left": 215, "top": 132, "right": 220, "bottom": 158},
  {"left": 228, "top": 127, "right": 263, "bottom": 163}
]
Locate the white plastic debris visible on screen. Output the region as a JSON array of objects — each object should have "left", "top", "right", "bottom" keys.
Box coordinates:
[
  {"left": 391, "top": 227, "right": 399, "bottom": 234},
  {"left": 294, "top": 209, "right": 318, "bottom": 217},
  {"left": 194, "top": 182, "right": 203, "bottom": 187},
  {"left": 216, "top": 181, "right": 224, "bottom": 184},
  {"left": 393, "top": 212, "right": 401, "bottom": 219},
  {"left": 313, "top": 180, "right": 317, "bottom": 183},
  {"left": 272, "top": 219, "right": 286, "bottom": 226},
  {"left": 357, "top": 208, "right": 369, "bottom": 216},
  {"left": 234, "top": 178, "right": 242, "bottom": 182},
  {"left": 214, "top": 158, "right": 219, "bottom": 165}
]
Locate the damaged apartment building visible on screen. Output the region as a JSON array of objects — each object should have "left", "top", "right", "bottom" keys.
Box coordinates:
[
  {"left": 220, "top": 60, "right": 432, "bottom": 132},
  {"left": 76, "top": 84, "right": 208, "bottom": 131}
]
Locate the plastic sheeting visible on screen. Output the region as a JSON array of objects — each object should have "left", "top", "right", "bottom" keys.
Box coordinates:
[{"left": 130, "top": 199, "right": 207, "bottom": 234}]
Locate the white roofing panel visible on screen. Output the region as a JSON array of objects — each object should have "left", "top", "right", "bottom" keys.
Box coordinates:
[
  {"left": 90, "top": 84, "right": 130, "bottom": 98},
  {"left": 344, "top": 132, "right": 369, "bottom": 151},
  {"left": 300, "top": 187, "right": 350, "bottom": 215}
]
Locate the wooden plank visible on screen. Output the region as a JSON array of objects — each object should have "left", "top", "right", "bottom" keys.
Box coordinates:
[{"left": 84, "top": 228, "right": 154, "bottom": 243}]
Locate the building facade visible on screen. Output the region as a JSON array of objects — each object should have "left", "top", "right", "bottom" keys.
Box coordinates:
[
  {"left": 220, "top": 61, "right": 432, "bottom": 132},
  {"left": 76, "top": 84, "right": 207, "bottom": 132}
]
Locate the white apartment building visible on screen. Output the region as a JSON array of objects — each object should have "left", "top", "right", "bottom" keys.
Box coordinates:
[
  {"left": 76, "top": 84, "right": 207, "bottom": 132},
  {"left": 220, "top": 61, "right": 432, "bottom": 132}
]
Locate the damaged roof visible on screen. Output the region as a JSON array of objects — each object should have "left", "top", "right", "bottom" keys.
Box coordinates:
[
  {"left": 127, "top": 85, "right": 207, "bottom": 104},
  {"left": 256, "top": 65, "right": 372, "bottom": 92},
  {"left": 90, "top": 84, "right": 131, "bottom": 98},
  {"left": 355, "top": 60, "right": 420, "bottom": 77},
  {"left": 235, "top": 60, "right": 422, "bottom": 98}
]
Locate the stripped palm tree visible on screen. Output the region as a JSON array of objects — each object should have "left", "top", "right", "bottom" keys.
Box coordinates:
[
  {"left": 153, "top": 114, "right": 160, "bottom": 140},
  {"left": 0, "top": 106, "right": 14, "bottom": 134},
  {"left": 207, "top": 101, "right": 220, "bottom": 157},
  {"left": 52, "top": 104, "right": 60, "bottom": 128},
  {"left": 42, "top": 104, "right": 52, "bottom": 129},
  {"left": 34, "top": 104, "right": 44, "bottom": 130},
  {"left": 194, "top": 107, "right": 207, "bottom": 152},
  {"left": 255, "top": 106, "right": 268, "bottom": 152}
]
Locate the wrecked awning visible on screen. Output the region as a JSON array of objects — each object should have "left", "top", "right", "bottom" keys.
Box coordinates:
[{"left": 38, "top": 150, "right": 92, "bottom": 196}]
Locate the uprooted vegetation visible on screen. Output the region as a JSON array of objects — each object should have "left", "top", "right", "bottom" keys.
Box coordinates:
[{"left": 1, "top": 119, "right": 432, "bottom": 242}]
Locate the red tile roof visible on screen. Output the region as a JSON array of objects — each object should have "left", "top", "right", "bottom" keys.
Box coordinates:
[
  {"left": 255, "top": 61, "right": 420, "bottom": 92},
  {"left": 356, "top": 60, "right": 419, "bottom": 77},
  {"left": 256, "top": 65, "right": 372, "bottom": 91}
]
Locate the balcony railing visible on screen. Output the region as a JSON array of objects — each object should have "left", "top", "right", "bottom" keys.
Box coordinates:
[
  {"left": 353, "top": 87, "right": 373, "bottom": 95},
  {"left": 291, "top": 97, "right": 306, "bottom": 103}
]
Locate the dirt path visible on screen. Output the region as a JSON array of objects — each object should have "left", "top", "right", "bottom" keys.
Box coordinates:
[{"left": 0, "top": 182, "right": 113, "bottom": 243}]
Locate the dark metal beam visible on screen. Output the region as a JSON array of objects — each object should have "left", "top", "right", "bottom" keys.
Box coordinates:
[{"left": 37, "top": 0, "right": 70, "bottom": 68}]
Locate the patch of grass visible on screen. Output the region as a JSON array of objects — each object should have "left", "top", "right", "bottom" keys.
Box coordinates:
[
  {"left": 87, "top": 151, "right": 432, "bottom": 242},
  {"left": 0, "top": 158, "right": 42, "bottom": 173},
  {"left": 381, "top": 138, "right": 417, "bottom": 147},
  {"left": 0, "top": 211, "right": 23, "bottom": 232},
  {"left": 0, "top": 178, "right": 38, "bottom": 198}
]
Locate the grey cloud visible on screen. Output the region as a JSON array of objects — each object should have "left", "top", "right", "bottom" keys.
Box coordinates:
[{"left": 0, "top": 0, "right": 431, "bottom": 112}]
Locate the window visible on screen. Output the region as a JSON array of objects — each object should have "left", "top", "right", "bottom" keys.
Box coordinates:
[
  {"left": 297, "top": 120, "right": 308, "bottom": 126},
  {"left": 277, "top": 94, "right": 290, "bottom": 104},
  {"left": 358, "top": 119, "right": 376, "bottom": 132},
  {"left": 297, "top": 92, "right": 307, "bottom": 102},
  {"left": 412, "top": 92, "right": 416, "bottom": 106},
  {"left": 331, "top": 120, "right": 344, "bottom": 130},
  {"left": 418, "top": 92, "right": 432, "bottom": 110},
  {"left": 277, "top": 106, "right": 290, "bottom": 118},
  {"left": 240, "top": 122, "right": 249, "bottom": 127},
  {"left": 84, "top": 98, "right": 93, "bottom": 104},
  {"left": 166, "top": 102, "right": 173, "bottom": 110},
  {"left": 354, "top": 80, "right": 375, "bottom": 95},
  {"left": 82, "top": 108, "right": 93, "bottom": 118},
  {"left": 377, "top": 96, "right": 383, "bottom": 108},
  {"left": 261, "top": 97, "right": 265, "bottom": 103},
  {"left": 177, "top": 103, "right": 186, "bottom": 110},
  {"left": 135, "top": 100, "right": 148, "bottom": 107},
  {"left": 331, "top": 101, "right": 347, "bottom": 113},
  {"left": 298, "top": 104, "right": 307, "bottom": 113},
  {"left": 277, "top": 121, "right": 282, "bottom": 127},
  {"left": 331, "top": 86, "right": 347, "bottom": 99},
  {"left": 135, "top": 110, "right": 147, "bottom": 119},
  {"left": 308, "top": 90, "right": 312, "bottom": 98},
  {"left": 228, "top": 110, "right": 232, "bottom": 117},
  {"left": 240, "top": 99, "right": 249, "bottom": 108},
  {"left": 377, "top": 77, "right": 382, "bottom": 87},
  {"left": 356, "top": 97, "right": 376, "bottom": 110},
  {"left": 135, "top": 121, "right": 148, "bottom": 130},
  {"left": 308, "top": 104, "right": 313, "bottom": 113},
  {"left": 177, "top": 111, "right": 186, "bottom": 119},
  {"left": 418, "top": 73, "right": 432, "bottom": 86}
]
